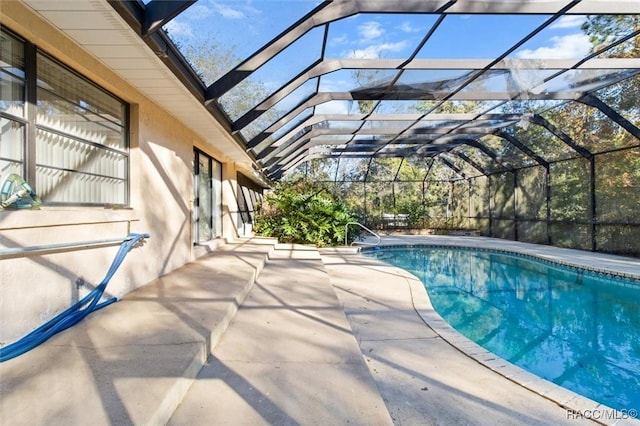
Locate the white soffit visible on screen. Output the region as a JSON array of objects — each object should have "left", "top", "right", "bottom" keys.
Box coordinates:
[{"left": 21, "top": 0, "right": 255, "bottom": 170}]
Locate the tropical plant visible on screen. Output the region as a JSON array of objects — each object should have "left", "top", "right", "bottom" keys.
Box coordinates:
[{"left": 254, "top": 179, "right": 357, "bottom": 246}]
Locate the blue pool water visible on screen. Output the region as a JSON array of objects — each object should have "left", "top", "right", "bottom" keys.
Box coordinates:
[{"left": 363, "top": 246, "right": 640, "bottom": 412}]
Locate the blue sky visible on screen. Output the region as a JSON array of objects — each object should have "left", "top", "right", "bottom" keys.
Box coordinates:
[
  {"left": 163, "top": 1, "right": 596, "bottom": 117},
  {"left": 165, "top": 1, "right": 593, "bottom": 68},
  {"left": 165, "top": 1, "right": 321, "bottom": 61}
]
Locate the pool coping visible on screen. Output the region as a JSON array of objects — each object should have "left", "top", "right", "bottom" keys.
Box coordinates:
[
  {"left": 360, "top": 244, "right": 640, "bottom": 285},
  {"left": 354, "top": 237, "right": 640, "bottom": 425}
]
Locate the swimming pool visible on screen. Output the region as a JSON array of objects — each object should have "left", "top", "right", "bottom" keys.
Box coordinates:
[{"left": 363, "top": 246, "right": 640, "bottom": 413}]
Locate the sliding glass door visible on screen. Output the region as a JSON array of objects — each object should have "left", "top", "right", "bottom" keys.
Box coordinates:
[{"left": 194, "top": 149, "right": 221, "bottom": 243}]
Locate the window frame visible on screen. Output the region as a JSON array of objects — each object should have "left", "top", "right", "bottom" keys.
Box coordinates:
[{"left": 0, "top": 27, "right": 130, "bottom": 207}]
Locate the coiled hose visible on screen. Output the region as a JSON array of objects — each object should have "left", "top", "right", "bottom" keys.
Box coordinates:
[{"left": 0, "top": 233, "right": 149, "bottom": 362}]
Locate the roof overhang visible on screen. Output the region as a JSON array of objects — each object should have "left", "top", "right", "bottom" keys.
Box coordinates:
[{"left": 19, "top": 0, "right": 270, "bottom": 186}]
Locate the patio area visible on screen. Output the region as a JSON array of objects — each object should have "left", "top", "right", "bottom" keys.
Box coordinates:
[
  {"left": 4, "top": 235, "right": 638, "bottom": 425},
  {"left": 2, "top": 2, "right": 640, "bottom": 425}
]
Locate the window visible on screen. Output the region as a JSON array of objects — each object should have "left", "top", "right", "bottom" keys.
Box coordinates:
[
  {"left": 194, "top": 149, "right": 222, "bottom": 242},
  {"left": 237, "top": 172, "right": 263, "bottom": 228},
  {"left": 0, "top": 31, "right": 25, "bottom": 179},
  {"left": 0, "top": 28, "right": 128, "bottom": 205}
]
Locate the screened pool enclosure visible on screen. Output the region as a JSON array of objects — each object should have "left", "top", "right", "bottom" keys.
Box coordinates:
[{"left": 112, "top": 1, "right": 640, "bottom": 256}]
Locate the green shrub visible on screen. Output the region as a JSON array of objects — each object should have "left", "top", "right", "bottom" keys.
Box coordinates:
[{"left": 254, "top": 179, "right": 357, "bottom": 246}]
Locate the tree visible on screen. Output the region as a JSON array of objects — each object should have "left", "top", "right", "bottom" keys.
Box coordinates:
[
  {"left": 582, "top": 15, "right": 640, "bottom": 58},
  {"left": 168, "top": 30, "right": 277, "bottom": 127}
]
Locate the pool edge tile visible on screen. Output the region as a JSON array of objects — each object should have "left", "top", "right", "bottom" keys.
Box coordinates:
[{"left": 357, "top": 238, "right": 638, "bottom": 421}]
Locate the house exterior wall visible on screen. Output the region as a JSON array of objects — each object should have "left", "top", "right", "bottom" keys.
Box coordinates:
[{"left": 0, "top": 2, "right": 251, "bottom": 344}]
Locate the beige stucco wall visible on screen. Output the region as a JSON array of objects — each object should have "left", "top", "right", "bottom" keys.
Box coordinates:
[{"left": 0, "top": 3, "right": 246, "bottom": 343}]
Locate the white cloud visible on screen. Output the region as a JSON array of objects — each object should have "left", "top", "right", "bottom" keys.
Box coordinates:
[
  {"left": 315, "top": 101, "right": 350, "bottom": 114},
  {"left": 516, "top": 33, "right": 592, "bottom": 59},
  {"left": 348, "top": 41, "right": 410, "bottom": 59},
  {"left": 398, "top": 21, "right": 422, "bottom": 33},
  {"left": 350, "top": 46, "right": 380, "bottom": 59},
  {"left": 329, "top": 34, "right": 349, "bottom": 47},
  {"left": 243, "top": 3, "right": 261, "bottom": 16},
  {"left": 164, "top": 20, "right": 193, "bottom": 38},
  {"left": 211, "top": 2, "right": 245, "bottom": 19},
  {"left": 189, "top": 4, "right": 214, "bottom": 19},
  {"left": 550, "top": 15, "right": 586, "bottom": 29},
  {"left": 319, "top": 77, "right": 353, "bottom": 93},
  {"left": 358, "top": 21, "right": 384, "bottom": 40}
]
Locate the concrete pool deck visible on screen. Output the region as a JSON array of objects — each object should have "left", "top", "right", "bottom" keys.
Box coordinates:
[
  {"left": 1, "top": 235, "right": 638, "bottom": 424},
  {"left": 172, "top": 235, "right": 638, "bottom": 425}
]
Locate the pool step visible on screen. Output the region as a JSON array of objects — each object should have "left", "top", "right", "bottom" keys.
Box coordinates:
[
  {"left": 0, "top": 237, "right": 277, "bottom": 425},
  {"left": 168, "top": 243, "right": 393, "bottom": 425},
  {"left": 0, "top": 240, "right": 392, "bottom": 425}
]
